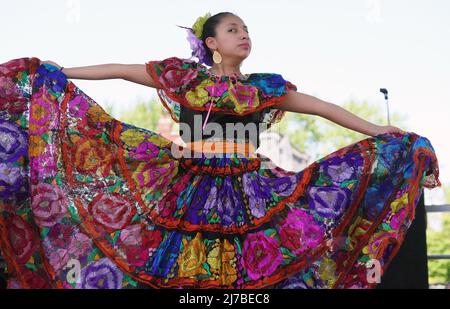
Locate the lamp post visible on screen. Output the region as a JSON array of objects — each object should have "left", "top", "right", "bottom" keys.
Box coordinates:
[{"left": 379, "top": 88, "right": 391, "bottom": 125}]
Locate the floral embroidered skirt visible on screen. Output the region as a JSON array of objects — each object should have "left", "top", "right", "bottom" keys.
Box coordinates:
[{"left": 0, "top": 57, "right": 442, "bottom": 289}]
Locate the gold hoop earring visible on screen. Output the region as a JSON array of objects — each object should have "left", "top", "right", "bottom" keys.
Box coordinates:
[{"left": 212, "top": 50, "right": 222, "bottom": 64}]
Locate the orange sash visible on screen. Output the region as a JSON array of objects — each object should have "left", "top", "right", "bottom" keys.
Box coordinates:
[{"left": 185, "top": 140, "right": 257, "bottom": 157}]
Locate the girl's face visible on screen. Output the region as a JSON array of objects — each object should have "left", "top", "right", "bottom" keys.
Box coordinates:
[{"left": 206, "top": 15, "right": 252, "bottom": 63}]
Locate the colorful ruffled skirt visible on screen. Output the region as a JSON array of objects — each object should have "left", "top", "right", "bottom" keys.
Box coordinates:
[{"left": 0, "top": 57, "right": 442, "bottom": 289}]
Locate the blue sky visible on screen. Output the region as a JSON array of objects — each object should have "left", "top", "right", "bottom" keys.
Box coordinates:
[{"left": 1, "top": 0, "right": 449, "bottom": 202}]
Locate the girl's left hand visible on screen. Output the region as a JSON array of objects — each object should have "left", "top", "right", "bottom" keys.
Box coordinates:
[{"left": 373, "top": 125, "right": 407, "bottom": 136}]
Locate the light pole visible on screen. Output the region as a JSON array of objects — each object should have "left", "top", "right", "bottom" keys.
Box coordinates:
[{"left": 379, "top": 88, "right": 391, "bottom": 125}]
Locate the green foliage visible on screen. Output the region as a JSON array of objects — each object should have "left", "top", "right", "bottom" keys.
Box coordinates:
[
  {"left": 444, "top": 185, "right": 450, "bottom": 204},
  {"left": 103, "top": 100, "right": 115, "bottom": 117},
  {"left": 320, "top": 100, "right": 406, "bottom": 152},
  {"left": 276, "top": 112, "right": 324, "bottom": 154},
  {"left": 426, "top": 183, "right": 450, "bottom": 285},
  {"left": 279, "top": 99, "right": 406, "bottom": 158},
  {"left": 115, "top": 98, "right": 164, "bottom": 131}
]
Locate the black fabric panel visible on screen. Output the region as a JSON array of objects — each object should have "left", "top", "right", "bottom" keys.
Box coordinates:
[{"left": 179, "top": 104, "right": 263, "bottom": 148}]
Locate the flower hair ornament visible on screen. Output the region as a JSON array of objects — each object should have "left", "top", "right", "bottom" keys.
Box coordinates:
[
  {"left": 177, "top": 12, "right": 214, "bottom": 66},
  {"left": 177, "top": 12, "right": 223, "bottom": 130}
]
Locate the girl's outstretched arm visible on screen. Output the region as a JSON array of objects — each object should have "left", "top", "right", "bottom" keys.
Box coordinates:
[
  {"left": 275, "top": 91, "right": 406, "bottom": 137},
  {"left": 41, "top": 60, "right": 159, "bottom": 88}
]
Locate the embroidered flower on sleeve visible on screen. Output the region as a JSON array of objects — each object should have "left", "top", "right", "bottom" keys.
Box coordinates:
[
  {"left": 185, "top": 79, "right": 215, "bottom": 107},
  {"left": 158, "top": 57, "right": 198, "bottom": 92},
  {"left": 248, "top": 74, "right": 290, "bottom": 97},
  {"left": 228, "top": 82, "right": 260, "bottom": 113}
]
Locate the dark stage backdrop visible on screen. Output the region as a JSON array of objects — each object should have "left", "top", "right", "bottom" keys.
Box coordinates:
[{"left": 378, "top": 192, "right": 429, "bottom": 289}]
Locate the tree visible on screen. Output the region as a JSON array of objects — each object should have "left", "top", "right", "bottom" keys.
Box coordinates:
[
  {"left": 427, "top": 183, "right": 450, "bottom": 285},
  {"left": 279, "top": 99, "right": 406, "bottom": 161},
  {"left": 272, "top": 112, "right": 324, "bottom": 155},
  {"left": 114, "top": 98, "right": 164, "bottom": 132}
]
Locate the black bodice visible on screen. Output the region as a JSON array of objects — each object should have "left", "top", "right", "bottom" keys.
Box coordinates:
[{"left": 179, "top": 105, "right": 268, "bottom": 149}]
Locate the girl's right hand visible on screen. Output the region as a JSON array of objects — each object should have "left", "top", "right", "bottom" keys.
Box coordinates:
[
  {"left": 373, "top": 125, "right": 407, "bottom": 136},
  {"left": 41, "top": 60, "right": 62, "bottom": 70}
]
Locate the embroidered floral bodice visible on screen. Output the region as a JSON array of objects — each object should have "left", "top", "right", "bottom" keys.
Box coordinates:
[{"left": 146, "top": 56, "right": 298, "bottom": 147}]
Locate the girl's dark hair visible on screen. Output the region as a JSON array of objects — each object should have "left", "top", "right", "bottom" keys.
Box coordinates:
[{"left": 200, "top": 12, "right": 236, "bottom": 63}]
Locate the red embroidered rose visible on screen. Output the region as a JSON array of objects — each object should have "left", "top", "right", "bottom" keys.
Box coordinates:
[
  {"left": 279, "top": 224, "right": 304, "bottom": 252},
  {"left": 20, "top": 268, "right": 52, "bottom": 289},
  {"left": 75, "top": 117, "right": 103, "bottom": 138},
  {"left": 0, "top": 95, "right": 28, "bottom": 114},
  {"left": 47, "top": 223, "right": 73, "bottom": 248},
  {"left": 118, "top": 224, "right": 162, "bottom": 267},
  {"left": 334, "top": 250, "right": 351, "bottom": 273},
  {"left": 6, "top": 215, "right": 38, "bottom": 264},
  {"left": 119, "top": 224, "right": 162, "bottom": 248},
  {"left": 341, "top": 263, "right": 370, "bottom": 288},
  {"left": 88, "top": 193, "right": 137, "bottom": 233},
  {"left": 0, "top": 76, "right": 28, "bottom": 114},
  {"left": 0, "top": 58, "right": 28, "bottom": 77},
  {"left": 155, "top": 173, "right": 190, "bottom": 218},
  {"left": 142, "top": 229, "right": 162, "bottom": 249},
  {"left": 125, "top": 245, "right": 149, "bottom": 267},
  {"left": 158, "top": 57, "right": 198, "bottom": 92}
]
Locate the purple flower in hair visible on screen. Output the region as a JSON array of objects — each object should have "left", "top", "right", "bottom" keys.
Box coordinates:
[{"left": 177, "top": 25, "right": 213, "bottom": 66}]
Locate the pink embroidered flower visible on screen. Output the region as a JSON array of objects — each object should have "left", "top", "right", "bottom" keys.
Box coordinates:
[
  {"left": 31, "top": 183, "right": 68, "bottom": 227},
  {"left": 204, "top": 81, "right": 228, "bottom": 97},
  {"left": 29, "top": 88, "right": 60, "bottom": 135},
  {"left": 47, "top": 248, "right": 71, "bottom": 273},
  {"left": 68, "top": 95, "right": 90, "bottom": 118},
  {"left": 390, "top": 207, "right": 407, "bottom": 230},
  {"left": 158, "top": 57, "right": 198, "bottom": 92},
  {"left": 129, "top": 141, "right": 160, "bottom": 160},
  {"left": 119, "top": 224, "right": 162, "bottom": 247},
  {"left": 0, "top": 76, "right": 16, "bottom": 98},
  {"left": 69, "top": 231, "right": 92, "bottom": 256},
  {"left": 44, "top": 226, "right": 91, "bottom": 273},
  {"left": 30, "top": 149, "right": 58, "bottom": 182},
  {"left": 229, "top": 83, "right": 259, "bottom": 113},
  {"left": 279, "top": 208, "right": 325, "bottom": 255},
  {"left": 119, "top": 224, "right": 144, "bottom": 246},
  {"left": 241, "top": 230, "right": 282, "bottom": 280}
]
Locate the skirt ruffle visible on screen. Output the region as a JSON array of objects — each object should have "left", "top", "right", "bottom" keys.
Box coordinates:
[{"left": 0, "top": 57, "right": 441, "bottom": 289}]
